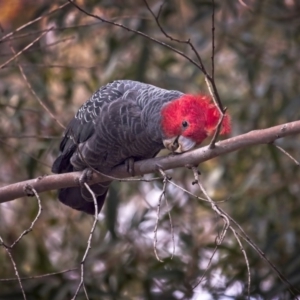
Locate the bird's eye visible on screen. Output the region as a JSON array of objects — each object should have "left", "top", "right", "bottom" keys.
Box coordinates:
[{"left": 182, "top": 120, "right": 188, "bottom": 128}]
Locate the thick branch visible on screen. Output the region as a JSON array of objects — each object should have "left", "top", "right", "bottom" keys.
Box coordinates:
[{"left": 0, "top": 120, "right": 299, "bottom": 204}]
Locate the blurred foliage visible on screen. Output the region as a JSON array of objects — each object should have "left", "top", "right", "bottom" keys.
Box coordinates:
[{"left": 0, "top": 0, "right": 300, "bottom": 299}]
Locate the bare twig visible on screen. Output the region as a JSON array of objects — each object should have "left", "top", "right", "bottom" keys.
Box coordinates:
[
  {"left": 158, "top": 168, "right": 175, "bottom": 259},
  {"left": 0, "top": 102, "right": 40, "bottom": 113},
  {"left": 0, "top": 13, "right": 151, "bottom": 43},
  {"left": 222, "top": 209, "right": 300, "bottom": 296},
  {"left": 0, "top": 138, "right": 50, "bottom": 167},
  {"left": 164, "top": 195, "right": 175, "bottom": 259},
  {"left": 2, "top": 246, "right": 27, "bottom": 299},
  {"left": 68, "top": 1, "right": 203, "bottom": 76},
  {"left": 0, "top": 30, "right": 50, "bottom": 70},
  {"left": 0, "top": 268, "right": 78, "bottom": 281},
  {"left": 190, "top": 167, "right": 229, "bottom": 290},
  {"left": 0, "top": 2, "right": 70, "bottom": 43},
  {"left": 211, "top": 0, "right": 215, "bottom": 80},
  {"left": 193, "top": 244, "right": 219, "bottom": 289},
  {"left": 10, "top": 185, "right": 42, "bottom": 248},
  {"left": 0, "top": 135, "right": 59, "bottom": 140},
  {"left": 204, "top": 76, "right": 222, "bottom": 114},
  {"left": 231, "top": 228, "right": 251, "bottom": 299},
  {"left": 167, "top": 180, "right": 208, "bottom": 202},
  {"left": 205, "top": 74, "right": 227, "bottom": 149},
  {"left": 209, "top": 107, "right": 227, "bottom": 149},
  {"left": 0, "top": 36, "right": 75, "bottom": 57},
  {"left": 190, "top": 167, "right": 252, "bottom": 295},
  {"left": 1, "top": 120, "right": 300, "bottom": 203},
  {"left": 191, "top": 167, "right": 229, "bottom": 244},
  {"left": 153, "top": 170, "right": 167, "bottom": 262},
  {"left": 72, "top": 183, "right": 98, "bottom": 300},
  {"left": 142, "top": 0, "right": 206, "bottom": 72},
  {"left": 1, "top": 63, "right": 102, "bottom": 70},
  {"left": 183, "top": 177, "right": 300, "bottom": 299},
  {"left": 192, "top": 174, "right": 298, "bottom": 297},
  {"left": 271, "top": 143, "right": 300, "bottom": 166},
  {"left": 9, "top": 43, "right": 65, "bottom": 129}
]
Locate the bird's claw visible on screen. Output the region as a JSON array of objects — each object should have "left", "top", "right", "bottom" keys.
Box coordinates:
[
  {"left": 79, "top": 168, "right": 93, "bottom": 187},
  {"left": 78, "top": 169, "right": 94, "bottom": 202},
  {"left": 125, "top": 157, "right": 135, "bottom": 176}
]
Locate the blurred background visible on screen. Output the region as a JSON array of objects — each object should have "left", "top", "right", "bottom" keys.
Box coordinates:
[{"left": 0, "top": 0, "right": 300, "bottom": 299}]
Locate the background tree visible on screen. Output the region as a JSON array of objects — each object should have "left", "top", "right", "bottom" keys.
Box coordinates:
[{"left": 0, "top": 0, "right": 300, "bottom": 299}]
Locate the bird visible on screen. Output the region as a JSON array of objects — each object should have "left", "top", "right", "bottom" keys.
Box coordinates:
[{"left": 52, "top": 80, "right": 231, "bottom": 215}]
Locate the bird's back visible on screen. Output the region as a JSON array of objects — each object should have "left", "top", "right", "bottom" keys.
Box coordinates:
[
  {"left": 52, "top": 80, "right": 182, "bottom": 174},
  {"left": 51, "top": 80, "right": 182, "bottom": 215}
]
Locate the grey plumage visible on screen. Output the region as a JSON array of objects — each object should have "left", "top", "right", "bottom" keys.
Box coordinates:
[{"left": 52, "top": 80, "right": 183, "bottom": 214}]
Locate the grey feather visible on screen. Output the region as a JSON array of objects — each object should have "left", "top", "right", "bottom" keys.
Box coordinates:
[{"left": 52, "top": 80, "right": 183, "bottom": 214}]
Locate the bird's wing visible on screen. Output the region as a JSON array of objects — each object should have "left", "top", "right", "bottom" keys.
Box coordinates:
[{"left": 52, "top": 80, "right": 147, "bottom": 173}]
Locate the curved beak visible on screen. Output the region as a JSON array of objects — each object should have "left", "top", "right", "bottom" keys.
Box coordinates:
[{"left": 163, "top": 136, "right": 196, "bottom": 153}]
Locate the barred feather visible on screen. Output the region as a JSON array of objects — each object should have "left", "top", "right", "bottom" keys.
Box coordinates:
[{"left": 52, "top": 80, "right": 183, "bottom": 214}]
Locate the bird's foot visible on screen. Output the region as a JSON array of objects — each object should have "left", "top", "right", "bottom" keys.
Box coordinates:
[
  {"left": 79, "top": 168, "right": 94, "bottom": 202},
  {"left": 79, "top": 168, "right": 93, "bottom": 187},
  {"left": 125, "top": 157, "right": 135, "bottom": 176}
]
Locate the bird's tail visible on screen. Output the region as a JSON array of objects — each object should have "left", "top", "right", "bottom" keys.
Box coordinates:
[{"left": 57, "top": 181, "right": 111, "bottom": 215}]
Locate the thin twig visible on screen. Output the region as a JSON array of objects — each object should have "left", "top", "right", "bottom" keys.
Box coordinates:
[
  {"left": 211, "top": 0, "right": 215, "bottom": 79},
  {"left": 204, "top": 76, "right": 222, "bottom": 114},
  {"left": 271, "top": 143, "right": 300, "bottom": 166},
  {"left": 1, "top": 63, "right": 102, "bottom": 70},
  {"left": 158, "top": 168, "right": 175, "bottom": 259},
  {"left": 0, "top": 2, "right": 70, "bottom": 43},
  {"left": 231, "top": 228, "right": 251, "bottom": 299},
  {"left": 10, "top": 185, "right": 42, "bottom": 248},
  {"left": 222, "top": 208, "right": 300, "bottom": 296},
  {"left": 142, "top": 0, "right": 206, "bottom": 72},
  {"left": 9, "top": 43, "right": 65, "bottom": 129},
  {"left": 0, "top": 138, "right": 50, "bottom": 167},
  {"left": 191, "top": 167, "right": 230, "bottom": 244},
  {"left": 0, "top": 268, "right": 78, "bottom": 281},
  {"left": 0, "top": 15, "right": 151, "bottom": 43},
  {"left": 72, "top": 183, "right": 98, "bottom": 300},
  {"left": 190, "top": 169, "right": 253, "bottom": 296},
  {"left": 0, "top": 135, "right": 59, "bottom": 139},
  {"left": 204, "top": 75, "right": 227, "bottom": 149},
  {"left": 0, "top": 102, "right": 40, "bottom": 113},
  {"left": 4, "top": 248, "right": 27, "bottom": 299},
  {"left": 153, "top": 171, "right": 167, "bottom": 262},
  {"left": 68, "top": 1, "right": 203, "bottom": 73},
  {"left": 167, "top": 180, "right": 209, "bottom": 202},
  {"left": 0, "top": 30, "right": 50, "bottom": 70},
  {"left": 164, "top": 195, "right": 175, "bottom": 259},
  {"left": 193, "top": 244, "right": 219, "bottom": 289},
  {"left": 0, "top": 36, "right": 75, "bottom": 57},
  {"left": 209, "top": 107, "right": 227, "bottom": 149}
]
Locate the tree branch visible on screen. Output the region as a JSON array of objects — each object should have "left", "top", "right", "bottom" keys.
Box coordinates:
[
  {"left": 0, "top": 120, "right": 299, "bottom": 204},
  {"left": 0, "top": 2, "right": 70, "bottom": 43}
]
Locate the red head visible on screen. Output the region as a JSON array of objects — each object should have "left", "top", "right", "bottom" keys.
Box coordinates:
[{"left": 161, "top": 94, "right": 231, "bottom": 152}]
